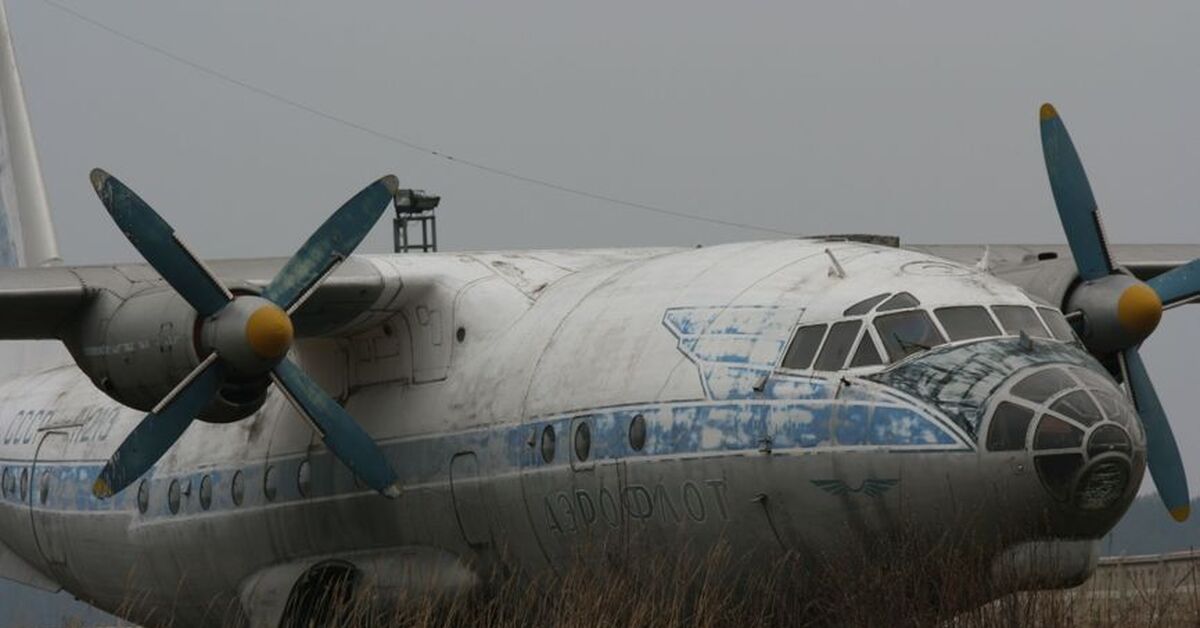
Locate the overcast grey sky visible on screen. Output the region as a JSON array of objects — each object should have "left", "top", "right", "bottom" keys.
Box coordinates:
[{"left": 6, "top": 1, "right": 1200, "bottom": 498}]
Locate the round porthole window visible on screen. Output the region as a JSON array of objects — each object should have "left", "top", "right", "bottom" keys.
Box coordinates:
[
  {"left": 297, "top": 460, "right": 311, "bottom": 498},
  {"left": 231, "top": 470, "right": 245, "bottom": 506},
  {"left": 629, "top": 414, "right": 647, "bottom": 451},
  {"left": 137, "top": 479, "right": 150, "bottom": 514},
  {"left": 199, "top": 475, "right": 213, "bottom": 511},
  {"left": 540, "top": 425, "right": 556, "bottom": 463},
  {"left": 1, "top": 467, "right": 10, "bottom": 499},
  {"left": 167, "top": 479, "right": 181, "bottom": 515},
  {"left": 19, "top": 468, "right": 28, "bottom": 502},
  {"left": 38, "top": 470, "right": 50, "bottom": 505},
  {"left": 264, "top": 465, "right": 277, "bottom": 502},
  {"left": 574, "top": 421, "right": 591, "bottom": 462}
]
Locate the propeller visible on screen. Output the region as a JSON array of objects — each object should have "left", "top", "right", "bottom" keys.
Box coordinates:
[
  {"left": 89, "top": 169, "right": 402, "bottom": 500},
  {"left": 1039, "top": 104, "right": 1191, "bottom": 521}
]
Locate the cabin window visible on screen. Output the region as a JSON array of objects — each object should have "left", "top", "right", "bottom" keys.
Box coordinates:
[
  {"left": 297, "top": 460, "right": 311, "bottom": 498},
  {"left": 1, "top": 467, "right": 10, "bottom": 499},
  {"left": 986, "top": 402, "right": 1034, "bottom": 451},
  {"left": 1038, "top": 307, "right": 1076, "bottom": 342},
  {"left": 137, "top": 480, "right": 150, "bottom": 514},
  {"left": 874, "top": 310, "right": 946, "bottom": 362},
  {"left": 877, "top": 292, "right": 920, "bottom": 312},
  {"left": 628, "top": 414, "right": 647, "bottom": 451},
  {"left": 167, "top": 479, "right": 181, "bottom": 514},
  {"left": 844, "top": 293, "right": 890, "bottom": 316},
  {"left": 992, "top": 305, "right": 1051, "bottom": 338},
  {"left": 814, "top": 321, "right": 862, "bottom": 371},
  {"left": 935, "top": 306, "right": 1000, "bottom": 341},
  {"left": 540, "top": 425, "right": 556, "bottom": 463},
  {"left": 38, "top": 471, "right": 50, "bottom": 505},
  {"left": 199, "top": 475, "right": 213, "bottom": 511},
  {"left": 19, "top": 468, "right": 27, "bottom": 502},
  {"left": 231, "top": 470, "right": 245, "bottom": 506},
  {"left": 263, "top": 466, "right": 278, "bottom": 502},
  {"left": 781, "top": 324, "right": 827, "bottom": 370},
  {"left": 574, "top": 421, "right": 592, "bottom": 462},
  {"left": 848, "top": 330, "right": 884, "bottom": 367}
]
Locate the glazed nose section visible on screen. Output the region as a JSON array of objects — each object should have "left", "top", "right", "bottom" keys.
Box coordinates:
[{"left": 983, "top": 365, "right": 1145, "bottom": 512}]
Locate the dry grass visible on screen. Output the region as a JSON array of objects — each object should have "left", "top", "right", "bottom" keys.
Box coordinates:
[{"left": 57, "top": 538, "right": 1200, "bottom": 628}]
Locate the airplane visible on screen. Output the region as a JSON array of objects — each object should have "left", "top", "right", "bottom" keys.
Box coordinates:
[{"left": 0, "top": 4, "right": 1196, "bottom": 627}]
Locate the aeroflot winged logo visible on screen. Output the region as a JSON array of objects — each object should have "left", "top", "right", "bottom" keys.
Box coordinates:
[{"left": 810, "top": 478, "right": 899, "bottom": 497}]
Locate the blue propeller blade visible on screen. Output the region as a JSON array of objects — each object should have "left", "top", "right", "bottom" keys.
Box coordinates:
[
  {"left": 1146, "top": 258, "right": 1200, "bottom": 308},
  {"left": 90, "top": 169, "right": 231, "bottom": 318},
  {"left": 1039, "top": 104, "right": 1114, "bottom": 282},
  {"left": 93, "top": 356, "right": 225, "bottom": 498},
  {"left": 1122, "top": 349, "right": 1191, "bottom": 521},
  {"left": 262, "top": 175, "right": 399, "bottom": 311},
  {"left": 271, "top": 358, "right": 400, "bottom": 497}
]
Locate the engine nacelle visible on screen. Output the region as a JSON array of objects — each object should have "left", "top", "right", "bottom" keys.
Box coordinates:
[{"left": 66, "top": 288, "right": 267, "bottom": 421}]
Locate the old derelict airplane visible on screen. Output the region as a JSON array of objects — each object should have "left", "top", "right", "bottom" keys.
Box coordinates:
[{"left": 0, "top": 7, "right": 1196, "bottom": 626}]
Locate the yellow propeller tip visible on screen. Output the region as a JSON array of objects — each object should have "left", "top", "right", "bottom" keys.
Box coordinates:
[
  {"left": 89, "top": 168, "right": 109, "bottom": 192},
  {"left": 380, "top": 174, "right": 400, "bottom": 195},
  {"left": 1039, "top": 103, "right": 1058, "bottom": 121},
  {"left": 1169, "top": 505, "right": 1190, "bottom": 522},
  {"left": 93, "top": 478, "right": 113, "bottom": 499}
]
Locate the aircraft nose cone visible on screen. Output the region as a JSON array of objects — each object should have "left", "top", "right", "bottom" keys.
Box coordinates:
[
  {"left": 245, "top": 304, "right": 293, "bottom": 359},
  {"left": 1116, "top": 283, "right": 1162, "bottom": 338},
  {"left": 981, "top": 364, "right": 1145, "bottom": 518}
]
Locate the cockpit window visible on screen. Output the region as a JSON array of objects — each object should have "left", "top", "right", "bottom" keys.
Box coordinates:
[
  {"left": 844, "top": 293, "right": 890, "bottom": 316},
  {"left": 1033, "top": 415, "right": 1084, "bottom": 450},
  {"left": 877, "top": 292, "right": 920, "bottom": 312},
  {"left": 1010, "top": 367, "right": 1075, "bottom": 404},
  {"left": 781, "top": 324, "right": 827, "bottom": 370},
  {"left": 874, "top": 310, "right": 946, "bottom": 362},
  {"left": 1038, "top": 307, "right": 1076, "bottom": 342},
  {"left": 814, "top": 320, "right": 862, "bottom": 371},
  {"left": 986, "top": 402, "right": 1034, "bottom": 451},
  {"left": 1050, "top": 390, "right": 1102, "bottom": 427},
  {"left": 849, "top": 330, "right": 884, "bottom": 367},
  {"left": 992, "top": 305, "right": 1051, "bottom": 338},
  {"left": 935, "top": 306, "right": 1000, "bottom": 341}
]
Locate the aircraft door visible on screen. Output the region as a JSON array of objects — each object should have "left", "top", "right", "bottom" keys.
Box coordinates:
[
  {"left": 449, "top": 452, "right": 492, "bottom": 548},
  {"left": 30, "top": 431, "right": 71, "bottom": 580}
]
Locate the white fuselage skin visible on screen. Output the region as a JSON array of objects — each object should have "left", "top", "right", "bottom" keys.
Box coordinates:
[{"left": 0, "top": 240, "right": 1142, "bottom": 626}]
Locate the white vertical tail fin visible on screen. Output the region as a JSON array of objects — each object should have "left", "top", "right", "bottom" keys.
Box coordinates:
[
  {"left": 0, "top": 1, "right": 70, "bottom": 383},
  {"left": 0, "top": 0, "right": 59, "bottom": 268}
]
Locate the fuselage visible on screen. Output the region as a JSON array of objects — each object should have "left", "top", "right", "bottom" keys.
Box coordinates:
[{"left": 0, "top": 239, "right": 1144, "bottom": 625}]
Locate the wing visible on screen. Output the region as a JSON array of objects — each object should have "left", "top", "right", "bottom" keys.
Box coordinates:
[
  {"left": 0, "top": 256, "right": 394, "bottom": 341},
  {"left": 907, "top": 244, "right": 1200, "bottom": 283}
]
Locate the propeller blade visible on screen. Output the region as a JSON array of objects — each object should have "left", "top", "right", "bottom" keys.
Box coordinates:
[
  {"left": 1146, "top": 258, "right": 1200, "bottom": 309},
  {"left": 93, "top": 354, "right": 224, "bottom": 498},
  {"left": 89, "top": 169, "right": 232, "bottom": 317},
  {"left": 1038, "top": 104, "right": 1114, "bottom": 282},
  {"left": 262, "top": 175, "right": 399, "bottom": 312},
  {"left": 270, "top": 358, "right": 400, "bottom": 497},
  {"left": 1121, "top": 349, "right": 1190, "bottom": 521}
]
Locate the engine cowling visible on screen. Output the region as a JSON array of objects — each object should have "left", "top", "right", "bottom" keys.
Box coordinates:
[{"left": 67, "top": 288, "right": 268, "bottom": 421}]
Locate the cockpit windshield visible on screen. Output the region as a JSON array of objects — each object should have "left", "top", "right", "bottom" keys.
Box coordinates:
[
  {"left": 875, "top": 310, "right": 946, "bottom": 361},
  {"left": 779, "top": 295, "right": 1079, "bottom": 374}
]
